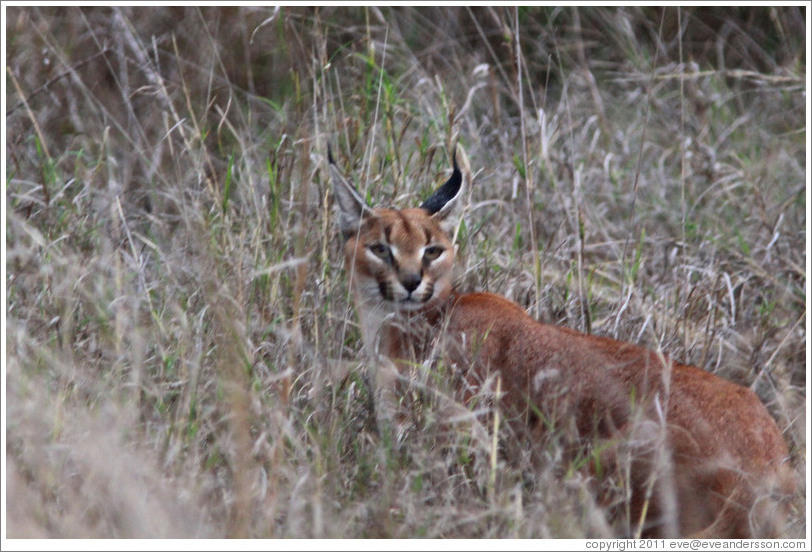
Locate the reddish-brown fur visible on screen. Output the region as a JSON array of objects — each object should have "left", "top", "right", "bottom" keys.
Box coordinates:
[
  {"left": 441, "top": 292, "right": 793, "bottom": 537},
  {"left": 329, "top": 148, "right": 794, "bottom": 538}
]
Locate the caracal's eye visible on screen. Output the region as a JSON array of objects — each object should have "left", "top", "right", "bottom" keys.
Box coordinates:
[
  {"left": 423, "top": 245, "right": 444, "bottom": 262},
  {"left": 368, "top": 242, "right": 390, "bottom": 259}
]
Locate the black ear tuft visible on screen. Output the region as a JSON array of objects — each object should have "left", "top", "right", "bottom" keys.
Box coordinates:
[
  {"left": 420, "top": 148, "right": 462, "bottom": 215},
  {"left": 327, "top": 143, "right": 335, "bottom": 165}
]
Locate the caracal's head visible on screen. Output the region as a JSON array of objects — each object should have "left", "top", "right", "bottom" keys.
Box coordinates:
[{"left": 329, "top": 147, "right": 469, "bottom": 314}]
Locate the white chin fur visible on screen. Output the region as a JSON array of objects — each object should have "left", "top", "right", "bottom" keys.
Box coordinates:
[{"left": 395, "top": 299, "right": 427, "bottom": 312}]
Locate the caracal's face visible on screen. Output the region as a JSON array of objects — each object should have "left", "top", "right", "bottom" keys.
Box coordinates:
[
  {"left": 329, "top": 147, "right": 465, "bottom": 315},
  {"left": 343, "top": 207, "right": 456, "bottom": 313}
]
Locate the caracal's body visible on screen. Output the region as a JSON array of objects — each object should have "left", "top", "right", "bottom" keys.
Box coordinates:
[{"left": 328, "top": 146, "right": 794, "bottom": 538}]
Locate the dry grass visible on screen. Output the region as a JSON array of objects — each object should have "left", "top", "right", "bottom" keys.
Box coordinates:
[{"left": 4, "top": 6, "right": 807, "bottom": 540}]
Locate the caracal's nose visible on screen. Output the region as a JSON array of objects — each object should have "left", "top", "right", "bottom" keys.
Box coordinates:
[{"left": 401, "top": 273, "right": 421, "bottom": 294}]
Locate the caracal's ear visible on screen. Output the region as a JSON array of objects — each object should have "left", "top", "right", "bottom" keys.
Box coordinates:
[
  {"left": 328, "top": 145, "right": 373, "bottom": 237},
  {"left": 419, "top": 145, "right": 469, "bottom": 234}
]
